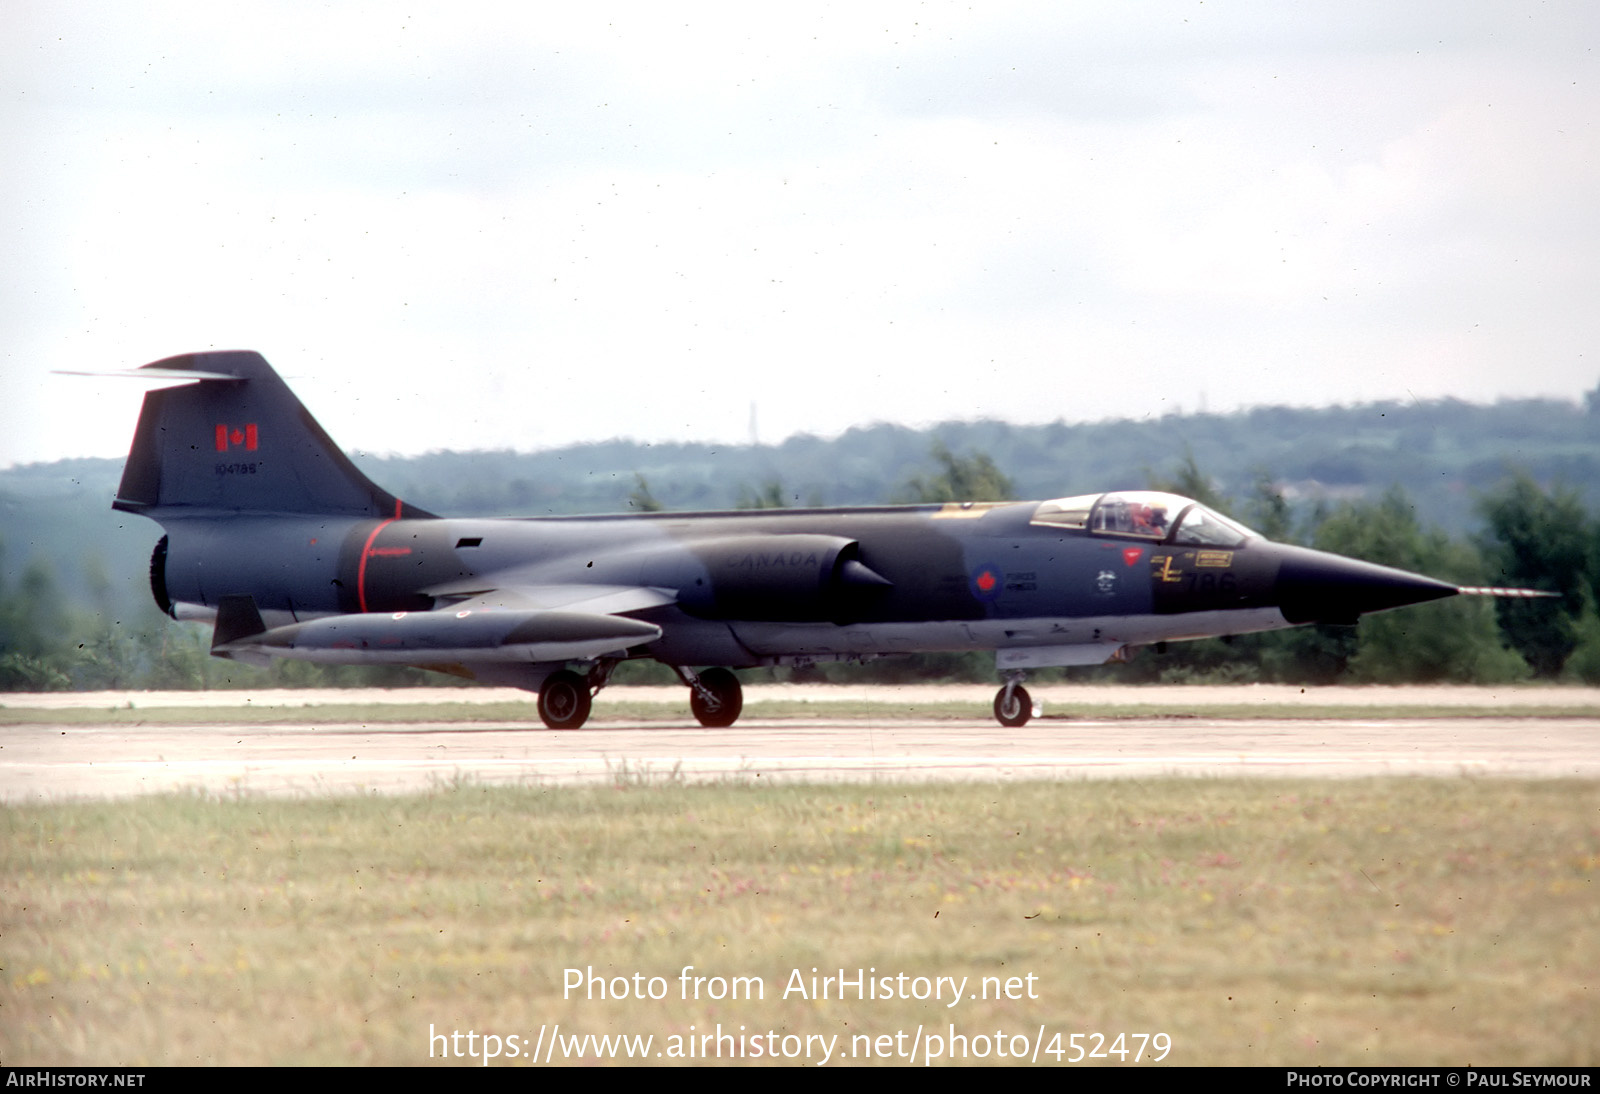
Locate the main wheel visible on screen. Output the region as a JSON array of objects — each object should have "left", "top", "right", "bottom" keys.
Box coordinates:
[
  {"left": 538, "top": 669, "right": 592, "bottom": 729},
  {"left": 690, "top": 667, "right": 743, "bottom": 728},
  {"left": 993, "top": 683, "right": 1032, "bottom": 728}
]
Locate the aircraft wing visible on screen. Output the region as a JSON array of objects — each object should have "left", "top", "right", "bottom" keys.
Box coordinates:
[{"left": 425, "top": 583, "right": 679, "bottom": 617}]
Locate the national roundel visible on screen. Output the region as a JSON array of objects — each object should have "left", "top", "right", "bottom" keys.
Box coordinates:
[{"left": 970, "top": 563, "right": 1002, "bottom": 601}]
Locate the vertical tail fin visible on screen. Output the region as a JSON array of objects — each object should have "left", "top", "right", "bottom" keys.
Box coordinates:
[{"left": 113, "top": 351, "right": 434, "bottom": 520}]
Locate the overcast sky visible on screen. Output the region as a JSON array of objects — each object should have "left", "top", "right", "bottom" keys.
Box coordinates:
[{"left": 4, "top": 1, "right": 1597, "bottom": 469}]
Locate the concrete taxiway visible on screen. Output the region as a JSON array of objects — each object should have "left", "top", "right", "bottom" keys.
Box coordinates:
[{"left": 3, "top": 701, "right": 1598, "bottom": 802}]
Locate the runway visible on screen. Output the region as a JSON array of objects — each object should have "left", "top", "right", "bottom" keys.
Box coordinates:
[{"left": 4, "top": 713, "right": 1598, "bottom": 801}]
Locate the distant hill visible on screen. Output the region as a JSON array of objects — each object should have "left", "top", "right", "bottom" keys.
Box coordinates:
[
  {"left": 4, "top": 395, "right": 1597, "bottom": 623},
  {"left": 358, "top": 395, "right": 1600, "bottom": 521}
]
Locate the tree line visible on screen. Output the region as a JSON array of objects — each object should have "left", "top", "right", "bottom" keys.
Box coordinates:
[{"left": 2, "top": 441, "right": 1596, "bottom": 691}]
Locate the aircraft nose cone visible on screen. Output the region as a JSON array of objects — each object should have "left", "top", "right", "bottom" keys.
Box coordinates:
[{"left": 1272, "top": 544, "right": 1458, "bottom": 625}]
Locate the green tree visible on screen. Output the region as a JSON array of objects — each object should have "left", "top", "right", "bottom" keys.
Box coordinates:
[
  {"left": 1147, "top": 448, "right": 1228, "bottom": 511},
  {"left": 736, "top": 480, "right": 791, "bottom": 509},
  {"left": 896, "top": 440, "right": 1014, "bottom": 503},
  {"left": 1563, "top": 607, "right": 1600, "bottom": 684},
  {"left": 1243, "top": 471, "right": 1296, "bottom": 544},
  {"left": 0, "top": 542, "right": 73, "bottom": 690},
  {"left": 627, "top": 474, "right": 664, "bottom": 512},
  {"left": 1315, "top": 488, "right": 1527, "bottom": 683},
  {"left": 71, "top": 624, "right": 145, "bottom": 691},
  {"left": 143, "top": 622, "right": 217, "bottom": 689},
  {"left": 1476, "top": 472, "right": 1591, "bottom": 677}
]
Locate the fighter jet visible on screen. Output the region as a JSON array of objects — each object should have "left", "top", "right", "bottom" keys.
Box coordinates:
[{"left": 108, "top": 351, "right": 1544, "bottom": 728}]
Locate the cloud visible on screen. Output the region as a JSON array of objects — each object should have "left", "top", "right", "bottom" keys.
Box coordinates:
[{"left": 4, "top": 2, "right": 1598, "bottom": 466}]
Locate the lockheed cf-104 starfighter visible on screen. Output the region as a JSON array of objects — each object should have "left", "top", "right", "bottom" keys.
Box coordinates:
[{"left": 107, "top": 352, "right": 1539, "bottom": 728}]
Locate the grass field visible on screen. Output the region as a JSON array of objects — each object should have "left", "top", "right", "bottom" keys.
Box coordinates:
[{"left": 4, "top": 777, "right": 1596, "bottom": 1066}]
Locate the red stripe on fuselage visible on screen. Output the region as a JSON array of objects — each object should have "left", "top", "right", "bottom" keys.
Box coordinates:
[
  {"left": 357, "top": 518, "right": 396, "bottom": 613},
  {"left": 356, "top": 501, "right": 409, "bottom": 613}
]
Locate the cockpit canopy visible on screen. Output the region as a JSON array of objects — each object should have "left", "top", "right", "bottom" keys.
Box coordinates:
[{"left": 1030, "top": 491, "right": 1259, "bottom": 547}]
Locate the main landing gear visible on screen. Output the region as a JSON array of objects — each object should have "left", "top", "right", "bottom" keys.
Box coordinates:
[
  {"left": 993, "top": 672, "right": 1033, "bottom": 728},
  {"left": 537, "top": 669, "right": 592, "bottom": 729},
  {"left": 534, "top": 663, "right": 745, "bottom": 729},
  {"left": 678, "top": 666, "right": 743, "bottom": 728}
]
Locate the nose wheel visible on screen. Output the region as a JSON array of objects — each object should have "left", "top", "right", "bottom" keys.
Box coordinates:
[{"left": 993, "top": 675, "right": 1032, "bottom": 728}]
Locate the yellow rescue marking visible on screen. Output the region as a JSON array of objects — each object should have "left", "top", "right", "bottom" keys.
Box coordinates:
[{"left": 930, "top": 502, "right": 1007, "bottom": 519}]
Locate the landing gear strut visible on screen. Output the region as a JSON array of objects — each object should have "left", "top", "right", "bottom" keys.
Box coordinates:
[
  {"left": 678, "top": 666, "right": 743, "bottom": 728},
  {"left": 993, "top": 672, "right": 1032, "bottom": 728},
  {"left": 537, "top": 668, "right": 592, "bottom": 729}
]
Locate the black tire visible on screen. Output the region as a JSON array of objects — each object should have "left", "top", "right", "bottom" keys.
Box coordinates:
[
  {"left": 993, "top": 684, "right": 1031, "bottom": 728},
  {"left": 690, "top": 667, "right": 743, "bottom": 728},
  {"left": 538, "top": 669, "right": 592, "bottom": 729}
]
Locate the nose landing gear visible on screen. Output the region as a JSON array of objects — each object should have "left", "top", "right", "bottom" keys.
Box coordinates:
[{"left": 993, "top": 672, "right": 1033, "bottom": 728}]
